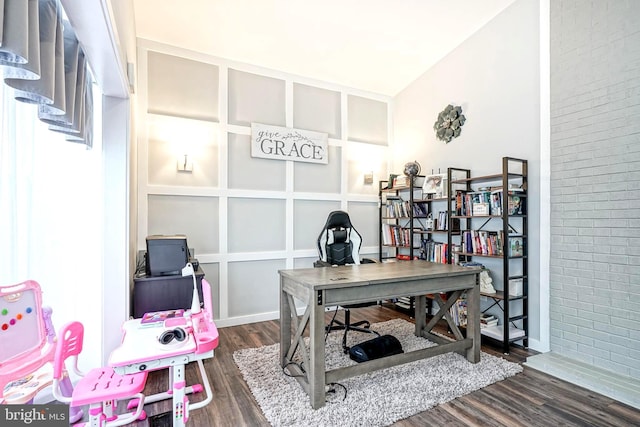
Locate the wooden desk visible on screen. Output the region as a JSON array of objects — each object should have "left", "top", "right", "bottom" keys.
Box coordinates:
[{"left": 279, "top": 261, "right": 480, "bottom": 409}]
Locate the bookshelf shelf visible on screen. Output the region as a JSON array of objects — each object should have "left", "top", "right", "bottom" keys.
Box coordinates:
[
  {"left": 481, "top": 325, "right": 526, "bottom": 342},
  {"left": 447, "top": 157, "right": 529, "bottom": 354},
  {"left": 451, "top": 172, "right": 526, "bottom": 184},
  {"left": 378, "top": 174, "right": 450, "bottom": 312},
  {"left": 481, "top": 291, "right": 527, "bottom": 300},
  {"left": 379, "top": 176, "right": 427, "bottom": 261},
  {"left": 455, "top": 252, "right": 504, "bottom": 258}
]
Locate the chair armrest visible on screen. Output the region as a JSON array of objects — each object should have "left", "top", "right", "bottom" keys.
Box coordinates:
[{"left": 313, "top": 260, "right": 333, "bottom": 268}]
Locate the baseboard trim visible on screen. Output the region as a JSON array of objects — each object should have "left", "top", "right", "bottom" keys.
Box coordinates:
[
  {"left": 213, "top": 306, "right": 307, "bottom": 328},
  {"left": 524, "top": 352, "right": 640, "bottom": 410}
]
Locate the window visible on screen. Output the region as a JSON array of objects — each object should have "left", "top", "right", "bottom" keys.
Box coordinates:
[{"left": 0, "top": 82, "right": 102, "bottom": 330}]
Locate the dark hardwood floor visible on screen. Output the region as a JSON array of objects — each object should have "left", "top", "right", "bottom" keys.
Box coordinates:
[{"left": 124, "top": 304, "right": 640, "bottom": 426}]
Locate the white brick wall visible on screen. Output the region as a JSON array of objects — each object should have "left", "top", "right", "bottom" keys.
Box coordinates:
[{"left": 550, "top": 0, "right": 640, "bottom": 380}]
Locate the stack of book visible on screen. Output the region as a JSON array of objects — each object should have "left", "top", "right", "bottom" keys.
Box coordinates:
[
  {"left": 461, "top": 230, "right": 504, "bottom": 255},
  {"left": 420, "top": 239, "right": 449, "bottom": 263},
  {"left": 449, "top": 298, "right": 467, "bottom": 327},
  {"left": 454, "top": 187, "right": 525, "bottom": 217},
  {"left": 480, "top": 314, "right": 498, "bottom": 329},
  {"left": 395, "top": 296, "right": 412, "bottom": 310}
]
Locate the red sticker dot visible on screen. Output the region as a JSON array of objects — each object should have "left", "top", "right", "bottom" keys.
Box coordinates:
[{"left": 1, "top": 324, "right": 7, "bottom": 330}]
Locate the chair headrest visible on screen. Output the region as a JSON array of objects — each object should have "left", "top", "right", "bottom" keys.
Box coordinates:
[{"left": 325, "top": 211, "right": 353, "bottom": 230}]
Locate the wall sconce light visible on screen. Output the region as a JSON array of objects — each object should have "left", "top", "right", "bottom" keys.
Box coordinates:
[
  {"left": 177, "top": 154, "right": 193, "bottom": 173},
  {"left": 364, "top": 172, "right": 374, "bottom": 185}
]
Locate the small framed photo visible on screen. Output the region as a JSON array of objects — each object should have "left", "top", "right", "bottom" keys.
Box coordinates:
[
  {"left": 424, "top": 174, "right": 446, "bottom": 198},
  {"left": 508, "top": 194, "right": 523, "bottom": 215},
  {"left": 509, "top": 237, "right": 524, "bottom": 257}
]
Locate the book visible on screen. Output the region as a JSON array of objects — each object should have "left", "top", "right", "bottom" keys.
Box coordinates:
[
  {"left": 455, "top": 190, "right": 465, "bottom": 215},
  {"left": 480, "top": 314, "right": 496, "bottom": 323},
  {"left": 481, "top": 319, "right": 499, "bottom": 328},
  {"left": 437, "top": 211, "right": 448, "bottom": 230},
  {"left": 485, "top": 184, "right": 524, "bottom": 192},
  {"left": 480, "top": 314, "right": 498, "bottom": 324},
  {"left": 140, "top": 309, "right": 185, "bottom": 325},
  {"left": 413, "top": 201, "right": 429, "bottom": 217},
  {"left": 449, "top": 298, "right": 468, "bottom": 327},
  {"left": 393, "top": 175, "right": 410, "bottom": 187}
]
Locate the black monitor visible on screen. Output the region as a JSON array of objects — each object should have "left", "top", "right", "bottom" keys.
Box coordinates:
[{"left": 145, "top": 234, "right": 189, "bottom": 277}]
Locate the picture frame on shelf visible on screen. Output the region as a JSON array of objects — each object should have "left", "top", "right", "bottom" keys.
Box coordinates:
[
  {"left": 509, "top": 237, "right": 524, "bottom": 257},
  {"left": 424, "top": 174, "right": 446, "bottom": 198},
  {"left": 508, "top": 194, "right": 523, "bottom": 215}
]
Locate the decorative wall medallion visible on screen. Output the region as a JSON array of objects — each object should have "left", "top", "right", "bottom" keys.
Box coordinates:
[{"left": 433, "top": 105, "right": 466, "bottom": 143}]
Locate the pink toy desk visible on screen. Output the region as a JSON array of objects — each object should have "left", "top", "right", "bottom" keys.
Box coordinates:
[{"left": 108, "top": 283, "right": 218, "bottom": 427}]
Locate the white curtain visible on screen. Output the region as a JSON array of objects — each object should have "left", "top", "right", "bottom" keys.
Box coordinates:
[
  {"left": 0, "top": 81, "right": 103, "bottom": 372},
  {"left": 0, "top": 81, "right": 35, "bottom": 279}
]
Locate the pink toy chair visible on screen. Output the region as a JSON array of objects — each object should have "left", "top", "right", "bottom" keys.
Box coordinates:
[
  {"left": 53, "top": 321, "right": 148, "bottom": 427},
  {"left": 0, "top": 280, "right": 82, "bottom": 422}
]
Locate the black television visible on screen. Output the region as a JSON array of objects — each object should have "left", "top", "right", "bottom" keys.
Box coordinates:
[{"left": 146, "top": 234, "right": 189, "bottom": 277}]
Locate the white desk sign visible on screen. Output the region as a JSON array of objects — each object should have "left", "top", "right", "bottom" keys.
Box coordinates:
[{"left": 251, "top": 123, "right": 328, "bottom": 164}]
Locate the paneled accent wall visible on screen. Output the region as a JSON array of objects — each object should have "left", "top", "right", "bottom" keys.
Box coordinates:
[
  {"left": 550, "top": 1, "right": 640, "bottom": 380},
  {"left": 136, "top": 40, "right": 392, "bottom": 326}
]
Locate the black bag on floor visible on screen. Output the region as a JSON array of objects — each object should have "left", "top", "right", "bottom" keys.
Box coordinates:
[{"left": 349, "top": 334, "right": 403, "bottom": 363}]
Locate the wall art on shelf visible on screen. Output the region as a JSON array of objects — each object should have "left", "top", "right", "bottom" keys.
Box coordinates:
[{"left": 424, "top": 174, "right": 447, "bottom": 198}]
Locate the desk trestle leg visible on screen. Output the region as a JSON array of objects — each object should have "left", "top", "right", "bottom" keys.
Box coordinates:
[{"left": 283, "top": 295, "right": 312, "bottom": 372}]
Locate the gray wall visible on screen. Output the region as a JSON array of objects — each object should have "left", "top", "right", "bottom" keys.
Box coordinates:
[
  {"left": 550, "top": 0, "right": 640, "bottom": 380},
  {"left": 393, "top": 0, "right": 542, "bottom": 348},
  {"left": 136, "top": 43, "right": 391, "bottom": 325}
]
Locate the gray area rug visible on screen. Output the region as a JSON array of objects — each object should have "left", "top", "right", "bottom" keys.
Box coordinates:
[{"left": 233, "top": 318, "right": 523, "bottom": 426}]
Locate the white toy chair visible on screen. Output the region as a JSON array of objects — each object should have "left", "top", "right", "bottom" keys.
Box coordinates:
[{"left": 53, "top": 321, "right": 148, "bottom": 427}]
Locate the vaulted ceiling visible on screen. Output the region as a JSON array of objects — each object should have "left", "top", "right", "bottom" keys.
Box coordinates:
[{"left": 130, "top": 0, "right": 516, "bottom": 96}]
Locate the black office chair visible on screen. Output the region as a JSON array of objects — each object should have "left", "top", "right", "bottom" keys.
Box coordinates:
[{"left": 314, "top": 210, "right": 380, "bottom": 353}]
